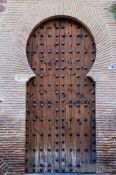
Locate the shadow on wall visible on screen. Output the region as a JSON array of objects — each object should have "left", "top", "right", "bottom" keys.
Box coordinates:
[{"left": 0, "top": 158, "right": 8, "bottom": 175}]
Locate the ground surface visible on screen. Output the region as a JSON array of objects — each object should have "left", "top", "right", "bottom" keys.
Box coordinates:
[{"left": 25, "top": 173, "right": 96, "bottom": 175}]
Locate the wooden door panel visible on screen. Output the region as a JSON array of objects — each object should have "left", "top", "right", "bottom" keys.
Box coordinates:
[{"left": 26, "top": 18, "right": 96, "bottom": 173}]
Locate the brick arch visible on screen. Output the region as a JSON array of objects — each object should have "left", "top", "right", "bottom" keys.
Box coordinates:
[{"left": 12, "top": 0, "right": 113, "bottom": 82}]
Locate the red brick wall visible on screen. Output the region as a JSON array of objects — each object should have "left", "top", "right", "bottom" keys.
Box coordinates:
[
  {"left": 0, "top": 117, "right": 25, "bottom": 174},
  {"left": 0, "top": 0, "right": 116, "bottom": 174}
]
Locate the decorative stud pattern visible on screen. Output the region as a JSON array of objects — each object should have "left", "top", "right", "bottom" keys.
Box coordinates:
[{"left": 26, "top": 18, "right": 96, "bottom": 173}]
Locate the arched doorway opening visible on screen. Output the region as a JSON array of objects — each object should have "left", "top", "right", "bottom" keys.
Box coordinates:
[{"left": 26, "top": 17, "right": 96, "bottom": 173}]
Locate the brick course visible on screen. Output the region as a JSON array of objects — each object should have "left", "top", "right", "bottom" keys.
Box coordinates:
[{"left": 0, "top": 0, "right": 116, "bottom": 174}]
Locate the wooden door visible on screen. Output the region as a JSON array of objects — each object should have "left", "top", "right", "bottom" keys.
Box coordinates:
[{"left": 26, "top": 18, "right": 96, "bottom": 173}]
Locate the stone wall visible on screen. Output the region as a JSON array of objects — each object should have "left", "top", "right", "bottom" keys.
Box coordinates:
[{"left": 0, "top": 0, "right": 116, "bottom": 174}]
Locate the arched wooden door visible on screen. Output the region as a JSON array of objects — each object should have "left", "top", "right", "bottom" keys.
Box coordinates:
[{"left": 26, "top": 18, "right": 96, "bottom": 173}]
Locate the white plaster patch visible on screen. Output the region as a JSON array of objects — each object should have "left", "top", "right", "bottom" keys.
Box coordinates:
[{"left": 15, "top": 74, "right": 34, "bottom": 83}]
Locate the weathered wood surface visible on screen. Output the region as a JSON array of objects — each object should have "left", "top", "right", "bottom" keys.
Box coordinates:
[{"left": 26, "top": 18, "right": 96, "bottom": 173}]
